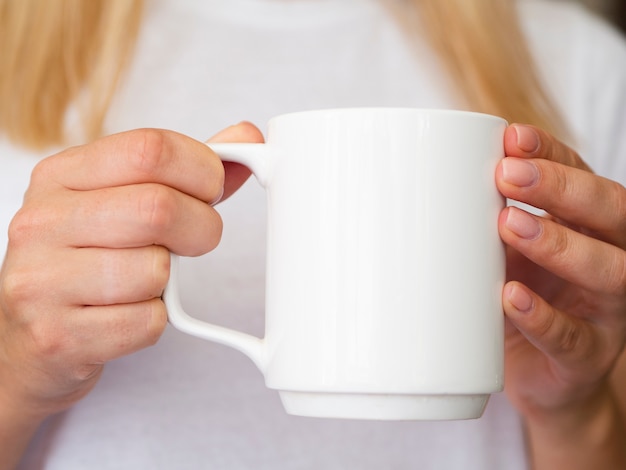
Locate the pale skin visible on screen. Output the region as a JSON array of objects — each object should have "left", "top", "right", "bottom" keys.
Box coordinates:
[
  {"left": 498, "top": 124, "right": 626, "bottom": 468},
  {"left": 0, "top": 122, "right": 624, "bottom": 469}
]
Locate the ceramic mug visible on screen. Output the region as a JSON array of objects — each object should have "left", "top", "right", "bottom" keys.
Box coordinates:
[{"left": 164, "top": 108, "right": 507, "bottom": 420}]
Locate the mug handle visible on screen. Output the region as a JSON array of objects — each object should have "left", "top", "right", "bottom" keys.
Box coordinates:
[{"left": 162, "top": 143, "right": 271, "bottom": 372}]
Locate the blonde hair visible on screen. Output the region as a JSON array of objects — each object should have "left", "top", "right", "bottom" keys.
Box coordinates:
[
  {"left": 0, "top": 0, "right": 144, "bottom": 149},
  {"left": 0, "top": 0, "right": 566, "bottom": 149},
  {"left": 417, "top": 0, "right": 567, "bottom": 138}
]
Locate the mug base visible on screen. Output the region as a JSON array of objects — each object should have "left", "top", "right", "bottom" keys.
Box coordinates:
[{"left": 279, "top": 391, "right": 489, "bottom": 421}]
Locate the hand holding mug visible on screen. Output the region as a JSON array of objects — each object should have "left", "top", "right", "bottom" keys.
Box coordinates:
[
  {"left": 0, "top": 124, "right": 259, "bottom": 417},
  {"left": 497, "top": 124, "right": 626, "bottom": 421}
]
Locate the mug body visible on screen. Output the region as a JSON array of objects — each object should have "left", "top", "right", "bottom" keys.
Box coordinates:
[{"left": 261, "top": 108, "right": 506, "bottom": 419}]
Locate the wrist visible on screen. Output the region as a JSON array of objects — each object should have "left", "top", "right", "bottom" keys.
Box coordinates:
[
  {"left": 0, "top": 391, "right": 49, "bottom": 470},
  {"left": 524, "top": 384, "right": 626, "bottom": 469}
]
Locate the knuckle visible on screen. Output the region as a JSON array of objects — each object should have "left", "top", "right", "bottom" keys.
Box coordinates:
[
  {"left": 549, "top": 162, "right": 570, "bottom": 199},
  {"left": 127, "top": 128, "right": 167, "bottom": 177},
  {"left": 26, "top": 320, "right": 66, "bottom": 358},
  {"left": 72, "top": 364, "right": 103, "bottom": 383},
  {"left": 1, "top": 268, "right": 39, "bottom": 308},
  {"left": 555, "top": 321, "right": 584, "bottom": 355},
  {"left": 7, "top": 206, "right": 47, "bottom": 249},
  {"left": 28, "top": 149, "right": 79, "bottom": 188},
  {"left": 29, "top": 157, "right": 55, "bottom": 187},
  {"left": 533, "top": 306, "right": 557, "bottom": 340},
  {"left": 534, "top": 309, "right": 587, "bottom": 357},
  {"left": 544, "top": 224, "right": 573, "bottom": 267},
  {"left": 137, "top": 184, "right": 177, "bottom": 232},
  {"left": 6, "top": 211, "right": 31, "bottom": 249}
]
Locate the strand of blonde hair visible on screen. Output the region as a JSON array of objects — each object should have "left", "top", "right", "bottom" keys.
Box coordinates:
[
  {"left": 416, "top": 0, "right": 568, "bottom": 139},
  {"left": 0, "top": 0, "right": 144, "bottom": 149}
]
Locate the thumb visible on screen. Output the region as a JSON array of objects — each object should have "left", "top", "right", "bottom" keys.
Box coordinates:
[{"left": 206, "top": 121, "right": 265, "bottom": 202}]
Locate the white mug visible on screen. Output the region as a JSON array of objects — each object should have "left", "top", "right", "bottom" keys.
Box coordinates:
[{"left": 164, "top": 108, "right": 507, "bottom": 420}]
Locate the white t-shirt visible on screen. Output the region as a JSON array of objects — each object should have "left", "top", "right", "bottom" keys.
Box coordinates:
[{"left": 4, "top": 0, "right": 625, "bottom": 468}]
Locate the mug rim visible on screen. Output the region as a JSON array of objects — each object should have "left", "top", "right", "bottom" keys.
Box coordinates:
[{"left": 269, "top": 107, "right": 508, "bottom": 125}]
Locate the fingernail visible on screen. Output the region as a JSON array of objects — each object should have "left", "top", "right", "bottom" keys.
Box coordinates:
[
  {"left": 514, "top": 125, "right": 540, "bottom": 153},
  {"left": 502, "top": 158, "right": 539, "bottom": 187},
  {"left": 505, "top": 283, "right": 534, "bottom": 313},
  {"left": 505, "top": 207, "right": 542, "bottom": 240}
]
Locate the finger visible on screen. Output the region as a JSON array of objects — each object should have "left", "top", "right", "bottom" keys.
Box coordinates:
[
  {"left": 504, "top": 124, "right": 592, "bottom": 172},
  {"left": 11, "top": 183, "right": 223, "bottom": 255},
  {"left": 28, "top": 128, "right": 225, "bottom": 205},
  {"left": 206, "top": 121, "right": 264, "bottom": 202},
  {"left": 8, "top": 246, "right": 169, "bottom": 308},
  {"left": 33, "top": 300, "right": 168, "bottom": 368},
  {"left": 499, "top": 206, "right": 626, "bottom": 297},
  {"left": 497, "top": 157, "right": 626, "bottom": 245},
  {"left": 503, "top": 281, "right": 603, "bottom": 380}
]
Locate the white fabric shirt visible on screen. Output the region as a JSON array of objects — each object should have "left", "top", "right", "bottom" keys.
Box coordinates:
[{"left": 3, "top": 0, "right": 625, "bottom": 468}]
